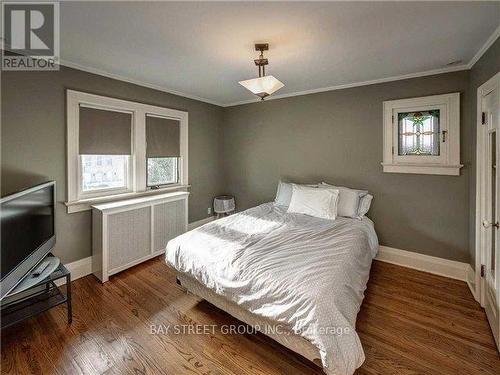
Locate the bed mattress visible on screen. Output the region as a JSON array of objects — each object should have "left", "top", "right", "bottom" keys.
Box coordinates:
[{"left": 166, "top": 202, "right": 378, "bottom": 375}]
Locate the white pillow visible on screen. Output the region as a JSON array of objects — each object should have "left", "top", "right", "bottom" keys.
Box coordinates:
[
  {"left": 319, "top": 182, "right": 367, "bottom": 219},
  {"left": 275, "top": 181, "right": 293, "bottom": 207},
  {"left": 287, "top": 184, "right": 339, "bottom": 220},
  {"left": 275, "top": 181, "right": 318, "bottom": 207},
  {"left": 357, "top": 194, "right": 373, "bottom": 217}
]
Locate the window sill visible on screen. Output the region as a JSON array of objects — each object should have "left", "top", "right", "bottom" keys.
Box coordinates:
[
  {"left": 381, "top": 163, "right": 463, "bottom": 176},
  {"left": 65, "top": 184, "right": 191, "bottom": 213}
]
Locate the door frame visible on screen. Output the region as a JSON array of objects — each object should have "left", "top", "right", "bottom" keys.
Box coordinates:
[{"left": 475, "top": 71, "right": 500, "bottom": 306}]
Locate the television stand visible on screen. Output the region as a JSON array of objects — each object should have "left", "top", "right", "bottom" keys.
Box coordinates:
[{"left": 1, "top": 254, "right": 72, "bottom": 329}]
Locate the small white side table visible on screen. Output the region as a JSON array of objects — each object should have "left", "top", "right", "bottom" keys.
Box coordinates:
[{"left": 214, "top": 195, "right": 235, "bottom": 218}]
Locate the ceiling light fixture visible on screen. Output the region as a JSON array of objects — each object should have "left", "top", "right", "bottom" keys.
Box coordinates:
[{"left": 239, "top": 43, "right": 284, "bottom": 101}]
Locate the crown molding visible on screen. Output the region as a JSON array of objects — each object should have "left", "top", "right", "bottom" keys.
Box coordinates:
[
  {"left": 59, "top": 59, "right": 224, "bottom": 107},
  {"left": 224, "top": 64, "right": 469, "bottom": 107},
  {"left": 467, "top": 24, "right": 500, "bottom": 69},
  {"left": 226, "top": 24, "right": 500, "bottom": 107},
  {"left": 54, "top": 24, "right": 499, "bottom": 108}
]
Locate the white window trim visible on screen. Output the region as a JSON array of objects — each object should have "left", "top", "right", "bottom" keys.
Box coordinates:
[
  {"left": 66, "top": 89, "right": 188, "bottom": 213},
  {"left": 381, "top": 92, "right": 463, "bottom": 176}
]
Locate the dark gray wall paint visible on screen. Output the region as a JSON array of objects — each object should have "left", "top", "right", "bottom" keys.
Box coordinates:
[
  {"left": 468, "top": 37, "right": 500, "bottom": 267},
  {"left": 223, "top": 71, "right": 472, "bottom": 262},
  {"left": 1, "top": 66, "right": 225, "bottom": 263},
  {"left": 2, "top": 39, "right": 498, "bottom": 266}
]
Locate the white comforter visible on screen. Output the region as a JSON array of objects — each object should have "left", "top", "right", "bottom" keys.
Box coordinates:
[{"left": 165, "top": 203, "right": 378, "bottom": 375}]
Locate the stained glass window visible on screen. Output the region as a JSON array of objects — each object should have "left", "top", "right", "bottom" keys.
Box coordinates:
[{"left": 398, "top": 110, "right": 440, "bottom": 156}]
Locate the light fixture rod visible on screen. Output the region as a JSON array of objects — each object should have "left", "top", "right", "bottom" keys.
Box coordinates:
[
  {"left": 254, "top": 44, "right": 268, "bottom": 78},
  {"left": 239, "top": 43, "right": 284, "bottom": 101},
  {"left": 259, "top": 50, "right": 263, "bottom": 77}
]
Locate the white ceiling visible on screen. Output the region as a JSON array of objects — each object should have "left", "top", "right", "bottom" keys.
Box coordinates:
[{"left": 59, "top": 1, "right": 500, "bottom": 106}]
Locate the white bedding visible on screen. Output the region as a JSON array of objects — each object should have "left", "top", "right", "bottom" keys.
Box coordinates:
[{"left": 165, "top": 203, "right": 378, "bottom": 375}]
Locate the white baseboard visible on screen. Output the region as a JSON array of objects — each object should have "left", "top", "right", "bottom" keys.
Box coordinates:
[
  {"left": 66, "top": 256, "right": 92, "bottom": 280},
  {"left": 466, "top": 265, "right": 479, "bottom": 302},
  {"left": 57, "top": 217, "right": 215, "bottom": 286},
  {"left": 188, "top": 216, "right": 215, "bottom": 230},
  {"left": 376, "top": 246, "right": 469, "bottom": 281},
  {"left": 56, "top": 256, "right": 92, "bottom": 285},
  {"left": 59, "top": 243, "right": 472, "bottom": 290}
]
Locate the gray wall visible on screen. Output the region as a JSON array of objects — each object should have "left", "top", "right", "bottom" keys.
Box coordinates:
[
  {"left": 1, "top": 66, "right": 225, "bottom": 263},
  {"left": 468, "top": 37, "right": 500, "bottom": 267},
  {"left": 2, "top": 39, "right": 498, "bottom": 265},
  {"left": 223, "top": 71, "right": 472, "bottom": 262}
]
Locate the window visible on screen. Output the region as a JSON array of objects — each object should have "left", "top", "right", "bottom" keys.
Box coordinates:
[
  {"left": 382, "top": 93, "right": 462, "bottom": 176},
  {"left": 147, "top": 157, "right": 179, "bottom": 187},
  {"left": 145, "top": 114, "right": 181, "bottom": 188},
  {"left": 76, "top": 105, "right": 133, "bottom": 198},
  {"left": 66, "top": 90, "right": 188, "bottom": 213},
  {"left": 398, "top": 110, "right": 440, "bottom": 156},
  {"left": 81, "top": 155, "right": 129, "bottom": 192}
]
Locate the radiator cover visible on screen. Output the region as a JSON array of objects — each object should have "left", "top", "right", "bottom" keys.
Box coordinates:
[{"left": 91, "top": 191, "right": 189, "bottom": 282}]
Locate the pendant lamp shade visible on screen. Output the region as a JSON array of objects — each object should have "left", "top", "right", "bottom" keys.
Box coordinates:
[
  {"left": 238, "top": 75, "right": 284, "bottom": 99},
  {"left": 239, "top": 43, "right": 284, "bottom": 100}
]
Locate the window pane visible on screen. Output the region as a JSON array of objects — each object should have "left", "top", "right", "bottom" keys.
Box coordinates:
[
  {"left": 81, "top": 155, "right": 128, "bottom": 191},
  {"left": 147, "top": 157, "right": 178, "bottom": 186},
  {"left": 398, "top": 110, "right": 440, "bottom": 156}
]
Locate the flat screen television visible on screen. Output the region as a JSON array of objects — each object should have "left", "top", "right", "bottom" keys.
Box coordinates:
[{"left": 1, "top": 181, "right": 56, "bottom": 300}]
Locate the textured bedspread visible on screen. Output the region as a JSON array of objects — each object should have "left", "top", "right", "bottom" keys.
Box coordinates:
[{"left": 165, "top": 203, "right": 378, "bottom": 375}]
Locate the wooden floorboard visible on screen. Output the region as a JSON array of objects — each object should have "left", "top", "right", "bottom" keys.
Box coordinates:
[{"left": 2, "top": 258, "right": 499, "bottom": 374}]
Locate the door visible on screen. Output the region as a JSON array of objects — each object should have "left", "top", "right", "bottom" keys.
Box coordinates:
[{"left": 481, "top": 79, "right": 500, "bottom": 350}]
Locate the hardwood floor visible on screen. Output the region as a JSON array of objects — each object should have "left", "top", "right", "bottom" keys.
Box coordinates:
[{"left": 2, "top": 258, "right": 499, "bottom": 374}]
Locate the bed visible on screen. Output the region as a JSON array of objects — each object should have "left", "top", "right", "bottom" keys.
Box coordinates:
[{"left": 165, "top": 202, "right": 378, "bottom": 375}]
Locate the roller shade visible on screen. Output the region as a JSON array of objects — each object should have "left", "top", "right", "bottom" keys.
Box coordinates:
[
  {"left": 146, "top": 115, "right": 180, "bottom": 158},
  {"left": 79, "top": 106, "right": 132, "bottom": 155}
]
